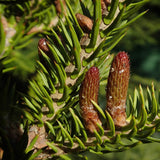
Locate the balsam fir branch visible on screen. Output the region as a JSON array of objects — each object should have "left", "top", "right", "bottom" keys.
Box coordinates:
[{"left": 1, "top": 0, "right": 159, "bottom": 160}]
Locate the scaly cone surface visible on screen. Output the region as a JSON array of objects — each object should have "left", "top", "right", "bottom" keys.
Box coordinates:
[
  {"left": 106, "top": 51, "right": 130, "bottom": 128},
  {"left": 79, "top": 67, "right": 102, "bottom": 133}
]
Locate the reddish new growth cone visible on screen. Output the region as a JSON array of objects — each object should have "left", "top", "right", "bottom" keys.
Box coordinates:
[
  {"left": 106, "top": 52, "right": 130, "bottom": 128},
  {"left": 79, "top": 67, "right": 102, "bottom": 133}
]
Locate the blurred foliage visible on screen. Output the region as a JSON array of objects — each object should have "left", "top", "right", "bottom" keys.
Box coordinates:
[
  {"left": 0, "top": 0, "right": 56, "bottom": 81},
  {"left": 4, "top": 38, "right": 38, "bottom": 81},
  {"left": 82, "top": 142, "right": 160, "bottom": 160}
]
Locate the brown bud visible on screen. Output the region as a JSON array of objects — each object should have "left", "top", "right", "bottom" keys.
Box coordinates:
[
  {"left": 79, "top": 67, "right": 102, "bottom": 133},
  {"left": 76, "top": 13, "right": 93, "bottom": 33},
  {"left": 38, "top": 38, "right": 54, "bottom": 62},
  {"left": 54, "top": 0, "right": 66, "bottom": 14},
  {"left": 101, "top": 0, "right": 107, "bottom": 12},
  {"left": 101, "top": 0, "right": 111, "bottom": 15},
  {"left": 104, "top": 0, "right": 111, "bottom": 6},
  {"left": 38, "top": 38, "right": 50, "bottom": 53},
  {"left": 106, "top": 52, "right": 130, "bottom": 128}
]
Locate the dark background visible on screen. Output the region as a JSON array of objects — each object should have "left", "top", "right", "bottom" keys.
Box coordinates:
[
  {"left": 98, "top": 0, "right": 160, "bottom": 159},
  {"left": 115, "top": 0, "right": 160, "bottom": 81}
]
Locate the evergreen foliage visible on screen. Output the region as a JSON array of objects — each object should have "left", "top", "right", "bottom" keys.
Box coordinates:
[{"left": 0, "top": 0, "right": 159, "bottom": 159}]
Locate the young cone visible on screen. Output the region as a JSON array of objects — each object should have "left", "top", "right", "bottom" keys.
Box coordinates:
[
  {"left": 106, "top": 51, "right": 130, "bottom": 128},
  {"left": 79, "top": 67, "right": 102, "bottom": 133}
]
